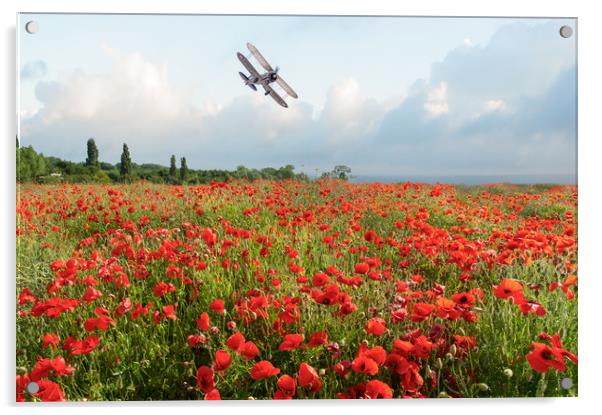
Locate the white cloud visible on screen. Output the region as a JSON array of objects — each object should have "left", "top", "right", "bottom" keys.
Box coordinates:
[
  {"left": 20, "top": 20, "right": 576, "bottom": 181},
  {"left": 424, "top": 81, "right": 449, "bottom": 116},
  {"left": 484, "top": 99, "right": 507, "bottom": 112},
  {"left": 320, "top": 78, "right": 385, "bottom": 142}
]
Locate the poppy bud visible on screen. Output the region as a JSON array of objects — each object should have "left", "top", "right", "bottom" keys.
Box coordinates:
[
  {"left": 449, "top": 344, "right": 457, "bottom": 356},
  {"left": 435, "top": 358, "right": 443, "bottom": 369},
  {"left": 425, "top": 365, "right": 433, "bottom": 379},
  {"left": 476, "top": 383, "right": 489, "bottom": 391},
  {"left": 438, "top": 391, "right": 450, "bottom": 398},
  {"left": 503, "top": 368, "right": 513, "bottom": 378},
  {"left": 446, "top": 353, "right": 454, "bottom": 360},
  {"left": 227, "top": 321, "right": 237, "bottom": 330},
  {"left": 319, "top": 369, "right": 326, "bottom": 376},
  {"left": 211, "top": 326, "right": 220, "bottom": 335}
]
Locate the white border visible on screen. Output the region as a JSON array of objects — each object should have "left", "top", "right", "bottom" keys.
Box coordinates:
[{"left": 2, "top": 1, "right": 601, "bottom": 415}]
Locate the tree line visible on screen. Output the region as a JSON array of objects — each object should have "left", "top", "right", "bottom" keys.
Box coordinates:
[{"left": 16, "top": 137, "right": 314, "bottom": 184}]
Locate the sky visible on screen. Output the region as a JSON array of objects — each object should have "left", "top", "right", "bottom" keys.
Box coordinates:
[{"left": 18, "top": 14, "right": 577, "bottom": 183}]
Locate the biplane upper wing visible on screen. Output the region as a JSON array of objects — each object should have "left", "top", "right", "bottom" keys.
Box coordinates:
[
  {"left": 276, "top": 76, "right": 298, "bottom": 99},
  {"left": 237, "top": 52, "right": 260, "bottom": 78},
  {"left": 262, "top": 84, "right": 288, "bottom": 108},
  {"left": 247, "top": 43, "right": 274, "bottom": 72}
]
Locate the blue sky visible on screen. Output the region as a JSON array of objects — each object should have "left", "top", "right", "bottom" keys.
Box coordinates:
[{"left": 18, "top": 14, "right": 577, "bottom": 182}]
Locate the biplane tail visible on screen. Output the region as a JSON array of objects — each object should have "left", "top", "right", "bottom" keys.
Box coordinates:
[{"left": 239, "top": 72, "right": 257, "bottom": 91}]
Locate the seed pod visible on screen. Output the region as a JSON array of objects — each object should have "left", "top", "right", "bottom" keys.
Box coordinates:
[{"left": 476, "top": 383, "right": 489, "bottom": 392}]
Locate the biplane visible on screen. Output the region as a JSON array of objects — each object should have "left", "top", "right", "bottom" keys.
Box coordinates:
[{"left": 237, "top": 42, "right": 298, "bottom": 108}]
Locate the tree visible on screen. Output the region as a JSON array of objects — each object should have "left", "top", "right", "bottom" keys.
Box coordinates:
[
  {"left": 180, "top": 157, "right": 188, "bottom": 182},
  {"left": 17, "top": 145, "right": 46, "bottom": 182},
  {"left": 85, "top": 138, "right": 99, "bottom": 168},
  {"left": 322, "top": 165, "right": 352, "bottom": 181},
  {"left": 332, "top": 165, "right": 352, "bottom": 180},
  {"left": 120, "top": 143, "right": 132, "bottom": 182},
  {"left": 169, "top": 155, "right": 177, "bottom": 179}
]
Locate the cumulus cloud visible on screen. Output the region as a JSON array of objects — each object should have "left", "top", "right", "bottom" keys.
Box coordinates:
[
  {"left": 424, "top": 82, "right": 449, "bottom": 117},
  {"left": 19, "top": 20, "right": 576, "bottom": 181},
  {"left": 20, "top": 60, "right": 47, "bottom": 80},
  {"left": 369, "top": 21, "right": 576, "bottom": 179}
]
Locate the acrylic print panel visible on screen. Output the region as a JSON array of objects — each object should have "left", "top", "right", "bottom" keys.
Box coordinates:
[{"left": 16, "top": 13, "right": 577, "bottom": 401}]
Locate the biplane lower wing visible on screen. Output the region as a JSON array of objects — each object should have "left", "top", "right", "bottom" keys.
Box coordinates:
[
  {"left": 276, "top": 77, "right": 298, "bottom": 99},
  {"left": 263, "top": 85, "right": 288, "bottom": 108}
]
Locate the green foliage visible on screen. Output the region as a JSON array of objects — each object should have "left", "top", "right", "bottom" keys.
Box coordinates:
[
  {"left": 120, "top": 143, "right": 133, "bottom": 182},
  {"left": 16, "top": 142, "right": 309, "bottom": 184},
  {"left": 180, "top": 157, "right": 189, "bottom": 182},
  {"left": 85, "top": 138, "right": 99, "bottom": 169},
  {"left": 322, "top": 165, "right": 352, "bottom": 181},
  {"left": 169, "top": 155, "right": 177, "bottom": 179},
  {"left": 17, "top": 145, "right": 47, "bottom": 182}
]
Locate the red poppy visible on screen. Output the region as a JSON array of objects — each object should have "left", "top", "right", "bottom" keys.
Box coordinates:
[
  {"left": 362, "top": 345, "right": 387, "bottom": 365},
  {"left": 275, "top": 374, "right": 296, "bottom": 399},
  {"left": 400, "top": 361, "right": 424, "bottom": 393},
  {"left": 241, "top": 341, "right": 260, "bottom": 361},
  {"left": 196, "top": 312, "right": 211, "bottom": 331},
  {"left": 131, "top": 303, "right": 152, "bottom": 320},
  {"left": 365, "top": 379, "right": 393, "bottom": 399},
  {"left": 351, "top": 355, "right": 379, "bottom": 376},
  {"left": 42, "top": 333, "right": 60, "bottom": 349},
  {"left": 312, "top": 272, "right": 330, "bottom": 287},
  {"left": 84, "top": 307, "right": 115, "bottom": 332},
  {"left": 365, "top": 317, "right": 387, "bottom": 336},
  {"left": 550, "top": 333, "right": 578, "bottom": 365},
  {"left": 153, "top": 281, "right": 175, "bottom": 297},
  {"left": 18, "top": 288, "right": 37, "bottom": 305},
  {"left": 29, "top": 355, "right": 74, "bottom": 381},
  {"left": 308, "top": 331, "right": 329, "bottom": 348},
  {"left": 413, "top": 335, "right": 437, "bottom": 358},
  {"left": 16, "top": 374, "right": 29, "bottom": 402},
  {"left": 33, "top": 379, "right": 65, "bottom": 402},
  {"left": 115, "top": 297, "right": 133, "bottom": 317},
  {"left": 204, "top": 388, "right": 221, "bottom": 400},
  {"left": 493, "top": 278, "right": 524, "bottom": 301},
  {"left": 214, "top": 349, "right": 231, "bottom": 372},
  {"left": 409, "top": 303, "right": 436, "bottom": 322},
  {"left": 187, "top": 334, "right": 207, "bottom": 348},
  {"left": 451, "top": 292, "right": 476, "bottom": 309},
  {"left": 385, "top": 352, "right": 411, "bottom": 375},
  {"left": 82, "top": 287, "right": 103, "bottom": 303},
  {"left": 517, "top": 299, "right": 546, "bottom": 316},
  {"left": 162, "top": 305, "right": 177, "bottom": 320},
  {"left": 298, "top": 362, "right": 322, "bottom": 393},
  {"left": 354, "top": 262, "right": 370, "bottom": 274},
  {"left": 210, "top": 299, "right": 225, "bottom": 314},
  {"left": 63, "top": 335, "right": 100, "bottom": 356},
  {"left": 226, "top": 332, "right": 245, "bottom": 352},
  {"left": 278, "top": 334, "right": 303, "bottom": 351},
  {"left": 196, "top": 366, "right": 215, "bottom": 393},
  {"left": 250, "top": 360, "right": 280, "bottom": 380},
  {"left": 526, "top": 342, "right": 566, "bottom": 373}
]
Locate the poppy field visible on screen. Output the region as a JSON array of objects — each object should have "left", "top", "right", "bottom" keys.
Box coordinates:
[{"left": 16, "top": 180, "right": 578, "bottom": 401}]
